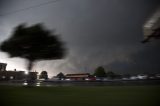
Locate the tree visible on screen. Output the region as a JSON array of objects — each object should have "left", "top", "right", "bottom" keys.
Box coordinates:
[
  {"left": 106, "top": 71, "right": 116, "bottom": 79},
  {"left": 93, "top": 66, "right": 106, "bottom": 77},
  {"left": 0, "top": 23, "right": 66, "bottom": 72},
  {"left": 56, "top": 72, "right": 65, "bottom": 80},
  {"left": 39, "top": 71, "right": 48, "bottom": 79}
]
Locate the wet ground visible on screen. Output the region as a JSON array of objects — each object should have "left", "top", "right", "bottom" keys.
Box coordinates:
[{"left": 0, "top": 79, "right": 160, "bottom": 87}]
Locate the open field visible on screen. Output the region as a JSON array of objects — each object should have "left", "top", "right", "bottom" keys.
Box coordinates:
[{"left": 0, "top": 85, "right": 160, "bottom": 106}]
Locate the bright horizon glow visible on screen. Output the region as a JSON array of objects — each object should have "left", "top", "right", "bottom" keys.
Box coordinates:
[
  {"left": 1, "top": 58, "right": 27, "bottom": 71},
  {"left": 6, "top": 65, "right": 27, "bottom": 71},
  {"left": 25, "top": 71, "right": 29, "bottom": 75}
]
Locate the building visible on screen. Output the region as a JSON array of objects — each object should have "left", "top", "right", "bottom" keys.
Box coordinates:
[
  {"left": 27, "top": 72, "right": 38, "bottom": 80},
  {"left": 0, "top": 70, "right": 38, "bottom": 81},
  {"left": 0, "top": 62, "right": 38, "bottom": 81},
  {"left": 65, "top": 73, "right": 91, "bottom": 80},
  {"left": 0, "top": 63, "right": 7, "bottom": 71},
  {"left": 0, "top": 70, "right": 26, "bottom": 80}
]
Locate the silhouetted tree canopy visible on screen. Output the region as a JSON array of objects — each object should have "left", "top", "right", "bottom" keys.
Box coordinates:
[
  {"left": 106, "top": 71, "right": 116, "bottom": 79},
  {"left": 0, "top": 23, "right": 66, "bottom": 71},
  {"left": 93, "top": 66, "right": 106, "bottom": 77},
  {"left": 39, "top": 71, "right": 48, "bottom": 79},
  {"left": 56, "top": 72, "right": 65, "bottom": 80}
]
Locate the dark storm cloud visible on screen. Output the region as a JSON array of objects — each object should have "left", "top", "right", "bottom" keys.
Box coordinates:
[
  {"left": 106, "top": 41, "right": 160, "bottom": 74},
  {"left": 63, "top": 0, "right": 159, "bottom": 45},
  {"left": 52, "top": 0, "right": 160, "bottom": 74},
  {"left": 0, "top": 0, "right": 160, "bottom": 76}
]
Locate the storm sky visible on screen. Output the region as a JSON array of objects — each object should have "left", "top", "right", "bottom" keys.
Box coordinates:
[{"left": 0, "top": 0, "right": 160, "bottom": 77}]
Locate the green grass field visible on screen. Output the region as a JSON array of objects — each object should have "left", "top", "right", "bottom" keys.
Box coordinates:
[{"left": 0, "top": 85, "right": 160, "bottom": 106}]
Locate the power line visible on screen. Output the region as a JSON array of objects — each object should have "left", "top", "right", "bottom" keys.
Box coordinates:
[{"left": 0, "top": 0, "right": 61, "bottom": 17}]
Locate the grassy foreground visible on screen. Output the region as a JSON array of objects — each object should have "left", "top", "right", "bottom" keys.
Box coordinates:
[{"left": 0, "top": 85, "right": 160, "bottom": 106}]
